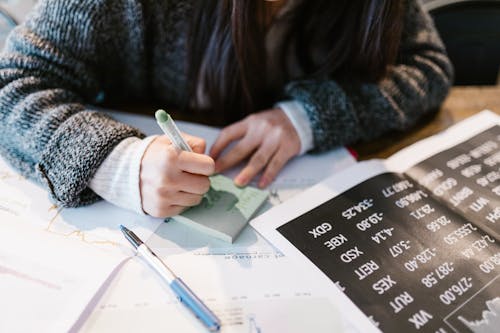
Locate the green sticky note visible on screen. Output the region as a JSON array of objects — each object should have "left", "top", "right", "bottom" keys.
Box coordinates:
[{"left": 172, "top": 175, "right": 268, "bottom": 243}]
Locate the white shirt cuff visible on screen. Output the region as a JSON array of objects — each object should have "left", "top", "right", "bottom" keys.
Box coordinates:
[
  {"left": 89, "top": 135, "right": 158, "bottom": 215},
  {"left": 276, "top": 100, "right": 314, "bottom": 155}
]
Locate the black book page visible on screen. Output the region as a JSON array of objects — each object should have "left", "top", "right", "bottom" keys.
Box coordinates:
[
  {"left": 277, "top": 127, "right": 500, "bottom": 333},
  {"left": 405, "top": 126, "right": 500, "bottom": 241}
]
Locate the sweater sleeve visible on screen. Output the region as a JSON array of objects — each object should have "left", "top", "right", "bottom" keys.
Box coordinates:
[
  {"left": 284, "top": 0, "right": 454, "bottom": 152},
  {"left": 0, "top": 0, "right": 145, "bottom": 207}
]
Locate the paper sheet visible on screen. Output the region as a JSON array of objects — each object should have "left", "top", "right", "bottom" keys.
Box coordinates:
[
  {"left": 0, "top": 157, "right": 163, "bottom": 254},
  {"left": 80, "top": 223, "right": 352, "bottom": 333},
  {"left": 0, "top": 207, "right": 126, "bottom": 333}
]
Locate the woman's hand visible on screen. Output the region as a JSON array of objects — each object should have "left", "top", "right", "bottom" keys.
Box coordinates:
[
  {"left": 140, "top": 134, "right": 215, "bottom": 218},
  {"left": 210, "top": 108, "right": 301, "bottom": 188}
]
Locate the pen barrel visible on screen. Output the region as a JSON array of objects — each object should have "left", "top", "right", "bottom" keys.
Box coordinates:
[
  {"left": 136, "top": 245, "right": 220, "bottom": 331},
  {"left": 157, "top": 116, "right": 193, "bottom": 152},
  {"left": 171, "top": 278, "right": 220, "bottom": 332},
  {"left": 137, "top": 245, "right": 175, "bottom": 284}
]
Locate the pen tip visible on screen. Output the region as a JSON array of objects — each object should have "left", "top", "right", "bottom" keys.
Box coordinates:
[{"left": 119, "top": 225, "right": 126, "bottom": 232}]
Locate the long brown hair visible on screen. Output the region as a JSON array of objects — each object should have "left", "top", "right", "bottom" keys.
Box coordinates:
[{"left": 187, "top": 0, "right": 405, "bottom": 124}]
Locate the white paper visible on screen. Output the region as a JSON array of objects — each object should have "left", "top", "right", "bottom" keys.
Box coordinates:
[
  {"left": 80, "top": 248, "right": 348, "bottom": 333},
  {"left": 0, "top": 158, "right": 163, "bottom": 254},
  {"left": 0, "top": 210, "right": 126, "bottom": 333}
]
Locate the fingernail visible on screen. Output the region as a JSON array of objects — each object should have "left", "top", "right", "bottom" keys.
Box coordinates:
[
  {"left": 235, "top": 176, "right": 247, "bottom": 187},
  {"left": 259, "top": 177, "right": 268, "bottom": 188}
]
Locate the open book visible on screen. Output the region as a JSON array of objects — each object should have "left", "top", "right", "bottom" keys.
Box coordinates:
[{"left": 252, "top": 110, "right": 500, "bottom": 333}]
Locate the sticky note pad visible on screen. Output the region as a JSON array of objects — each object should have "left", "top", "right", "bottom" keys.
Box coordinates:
[{"left": 172, "top": 175, "right": 268, "bottom": 243}]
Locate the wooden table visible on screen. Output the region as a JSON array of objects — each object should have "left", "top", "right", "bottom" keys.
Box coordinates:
[{"left": 354, "top": 86, "right": 500, "bottom": 160}]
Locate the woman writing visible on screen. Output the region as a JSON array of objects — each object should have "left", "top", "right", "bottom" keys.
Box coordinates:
[{"left": 0, "top": 0, "right": 453, "bottom": 217}]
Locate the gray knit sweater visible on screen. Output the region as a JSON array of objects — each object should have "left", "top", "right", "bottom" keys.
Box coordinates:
[{"left": 0, "top": 0, "right": 453, "bottom": 208}]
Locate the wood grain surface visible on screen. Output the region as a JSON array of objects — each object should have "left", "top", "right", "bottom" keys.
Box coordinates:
[{"left": 354, "top": 86, "right": 500, "bottom": 160}]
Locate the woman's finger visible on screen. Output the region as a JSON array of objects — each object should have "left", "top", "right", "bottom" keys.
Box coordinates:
[
  {"left": 170, "top": 191, "right": 204, "bottom": 207},
  {"left": 213, "top": 134, "right": 260, "bottom": 173},
  {"left": 209, "top": 121, "right": 247, "bottom": 159},
  {"left": 234, "top": 136, "right": 280, "bottom": 186},
  {"left": 177, "top": 151, "right": 215, "bottom": 176},
  {"left": 164, "top": 205, "right": 188, "bottom": 218},
  {"left": 259, "top": 150, "right": 291, "bottom": 188},
  {"left": 142, "top": 200, "right": 186, "bottom": 218},
  {"left": 174, "top": 172, "right": 211, "bottom": 195}
]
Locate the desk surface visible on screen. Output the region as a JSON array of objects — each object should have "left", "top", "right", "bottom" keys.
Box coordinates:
[{"left": 355, "top": 85, "right": 500, "bottom": 160}]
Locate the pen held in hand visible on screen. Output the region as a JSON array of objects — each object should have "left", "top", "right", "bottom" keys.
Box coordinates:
[{"left": 153, "top": 109, "right": 269, "bottom": 243}]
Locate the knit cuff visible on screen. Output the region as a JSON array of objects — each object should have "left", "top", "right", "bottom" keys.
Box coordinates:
[
  {"left": 285, "top": 80, "right": 359, "bottom": 152},
  {"left": 35, "top": 111, "right": 144, "bottom": 207}
]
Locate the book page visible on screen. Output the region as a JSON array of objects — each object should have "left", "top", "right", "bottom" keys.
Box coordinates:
[
  {"left": 251, "top": 111, "right": 500, "bottom": 332},
  {"left": 401, "top": 124, "right": 500, "bottom": 240}
]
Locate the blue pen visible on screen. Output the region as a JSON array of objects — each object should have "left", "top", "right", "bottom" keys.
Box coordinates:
[{"left": 120, "top": 225, "right": 221, "bottom": 332}]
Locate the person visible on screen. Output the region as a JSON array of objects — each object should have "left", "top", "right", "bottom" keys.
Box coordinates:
[{"left": 0, "top": 0, "right": 453, "bottom": 218}]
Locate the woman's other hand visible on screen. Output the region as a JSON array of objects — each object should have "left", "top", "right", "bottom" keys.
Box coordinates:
[
  {"left": 210, "top": 108, "right": 301, "bottom": 188},
  {"left": 140, "top": 134, "right": 214, "bottom": 218}
]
